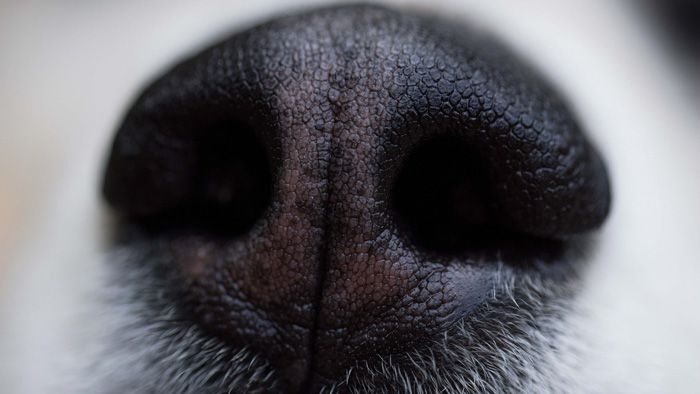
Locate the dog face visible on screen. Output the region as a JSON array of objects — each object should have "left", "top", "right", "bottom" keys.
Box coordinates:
[{"left": 1, "top": 2, "right": 699, "bottom": 393}]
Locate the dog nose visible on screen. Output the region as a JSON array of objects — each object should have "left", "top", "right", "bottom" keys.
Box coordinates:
[{"left": 103, "top": 4, "right": 610, "bottom": 392}]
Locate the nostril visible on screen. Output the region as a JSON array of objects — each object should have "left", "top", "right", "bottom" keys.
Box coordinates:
[
  {"left": 392, "top": 136, "right": 496, "bottom": 252},
  {"left": 191, "top": 122, "right": 272, "bottom": 235},
  {"left": 391, "top": 122, "right": 611, "bottom": 256},
  {"left": 103, "top": 118, "right": 273, "bottom": 237}
]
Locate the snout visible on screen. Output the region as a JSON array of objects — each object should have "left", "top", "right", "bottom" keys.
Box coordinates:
[{"left": 102, "top": 5, "right": 610, "bottom": 392}]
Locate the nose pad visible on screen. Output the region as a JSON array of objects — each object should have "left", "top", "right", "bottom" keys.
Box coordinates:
[{"left": 102, "top": 4, "right": 611, "bottom": 393}]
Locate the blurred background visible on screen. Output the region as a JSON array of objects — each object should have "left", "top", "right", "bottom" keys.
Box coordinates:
[{"left": 0, "top": 0, "right": 699, "bottom": 392}]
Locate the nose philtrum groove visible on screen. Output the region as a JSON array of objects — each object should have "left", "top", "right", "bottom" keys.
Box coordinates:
[
  {"left": 297, "top": 60, "right": 361, "bottom": 394},
  {"left": 303, "top": 148, "right": 334, "bottom": 394}
]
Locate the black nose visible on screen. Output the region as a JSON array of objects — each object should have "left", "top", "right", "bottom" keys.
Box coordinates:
[{"left": 103, "top": 4, "right": 610, "bottom": 392}]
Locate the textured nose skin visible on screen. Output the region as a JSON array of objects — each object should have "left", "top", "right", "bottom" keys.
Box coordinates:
[{"left": 103, "top": 4, "right": 610, "bottom": 392}]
